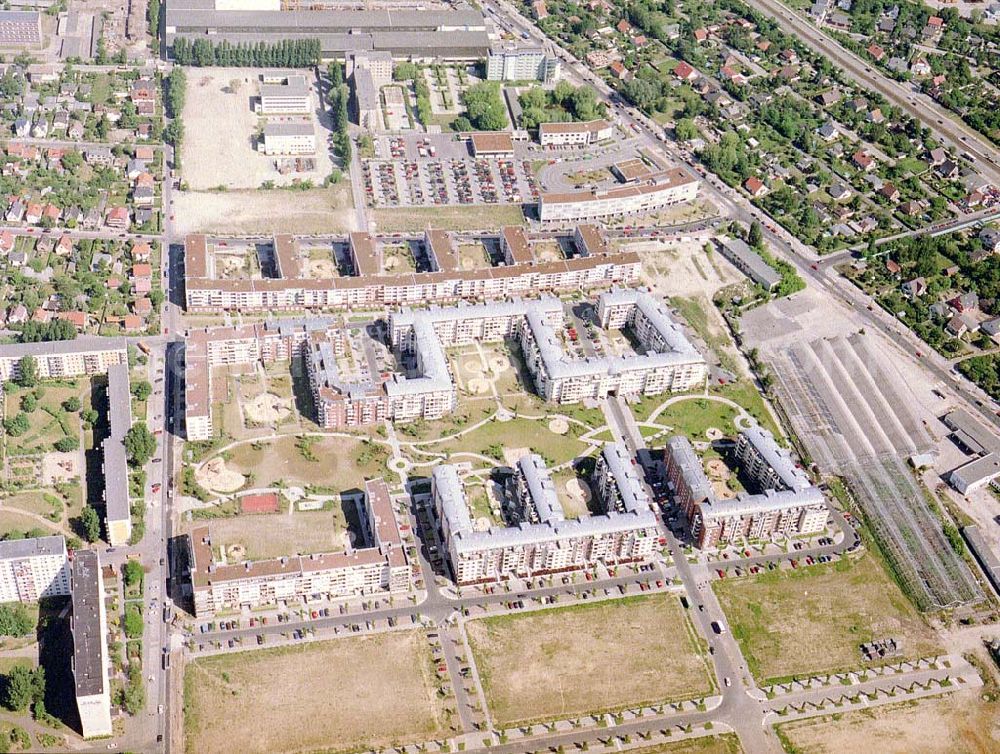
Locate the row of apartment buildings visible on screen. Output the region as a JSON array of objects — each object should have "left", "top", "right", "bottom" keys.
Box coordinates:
[
  {"left": 0, "top": 537, "right": 112, "bottom": 738},
  {"left": 432, "top": 443, "right": 659, "bottom": 583},
  {"left": 665, "top": 423, "right": 827, "bottom": 547},
  {"left": 183, "top": 226, "right": 640, "bottom": 313},
  {"left": 103, "top": 363, "right": 133, "bottom": 547},
  {"left": 385, "top": 289, "right": 706, "bottom": 422},
  {"left": 187, "top": 479, "right": 410, "bottom": 617},
  {"left": 538, "top": 167, "right": 699, "bottom": 223}
]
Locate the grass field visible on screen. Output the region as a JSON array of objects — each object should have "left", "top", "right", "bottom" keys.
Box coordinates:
[
  {"left": 184, "top": 632, "right": 447, "bottom": 754},
  {"left": 0, "top": 511, "right": 60, "bottom": 540},
  {"left": 372, "top": 204, "right": 525, "bottom": 232},
  {"left": 221, "top": 435, "right": 389, "bottom": 491},
  {"left": 653, "top": 397, "right": 740, "bottom": 440},
  {"left": 713, "top": 552, "right": 940, "bottom": 683},
  {"left": 624, "top": 735, "right": 743, "bottom": 754},
  {"left": 466, "top": 594, "right": 711, "bottom": 725},
  {"left": 776, "top": 691, "right": 998, "bottom": 754}
]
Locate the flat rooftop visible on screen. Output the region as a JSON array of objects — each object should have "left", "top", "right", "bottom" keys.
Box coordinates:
[{"left": 71, "top": 551, "right": 106, "bottom": 697}]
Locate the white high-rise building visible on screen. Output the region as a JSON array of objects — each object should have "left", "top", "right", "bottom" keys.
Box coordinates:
[
  {"left": 486, "top": 41, "right": 560, "bottom": 82},
  {"left": 0, "top": 536, "right": 69, "bottom": 603}
]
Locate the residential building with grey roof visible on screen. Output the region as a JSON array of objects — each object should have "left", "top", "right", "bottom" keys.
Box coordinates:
[{"left": 71, "top": 550, "right": 112, "bottom": 739}]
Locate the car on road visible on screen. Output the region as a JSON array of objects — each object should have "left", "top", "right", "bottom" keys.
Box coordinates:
[{"left": 711, "top": 621, "right": 727, "bottom": 635}]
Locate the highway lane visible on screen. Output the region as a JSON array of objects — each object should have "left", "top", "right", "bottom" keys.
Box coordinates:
[{"left": 743, "top": 0, "right": 1000, "bottom": 185}]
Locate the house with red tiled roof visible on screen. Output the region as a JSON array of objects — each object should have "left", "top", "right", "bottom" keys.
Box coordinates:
[
  {"left": 56, "top": 310, "right": 87, "bottom": 330},
  {"left": 744, "top": 177, "right": 768, "bottom": 198},
  {"left": 693, "top": 27, "right": 708, "bottom": 42},
  {"left": 866, "top": 43, "right": 885, "bottom": 61},
  {"left": 0, "top": 230, "right": 13, "bottom": 255},
  {"left": 106, "top": 206, "right": 128, "bottom": 228},
  {"left": 674, "top": 61, "right": 698, "bottom": 81},
  {"left": 56, "top": 235, "right": 73, "bottom": 255},
  {"left": 123, "top": 314, "right": 144, "bottom": 332}
]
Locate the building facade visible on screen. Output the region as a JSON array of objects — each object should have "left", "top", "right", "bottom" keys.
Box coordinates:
[
  {"left": 0, "top": 536, "right": 69, "bottom": 603},
  {"left": 433, "top": 444, "right": 657, "bottom": 584},
  {"left": 258, "top": 74, "right": 311, "bottom": 114},
  {"left": 259, "top": 123, "right": 315, "bottom": 155},
  {"left": 538, "top": 119, "right": 613, "bottom": 146},
  {"left": 0, "top": 338, "right": 127, "bottom": 383},
  {"left": 183, "top": 229, "right": 640, "bottom": 313},
  {"left": 665, "top": 428, "right": 827, "bottom": 548},
  {"left": 188, "top": 480, "right": 410, "bottom": 616},
  {"left": 71, "top": 551, "right": 112, "bottom": 739},
  {"left": 539, "top": 168, "right": 699, "bottom": 223},
  {"left": 486, "top": 42, "right": 560, "bottom": 82}
]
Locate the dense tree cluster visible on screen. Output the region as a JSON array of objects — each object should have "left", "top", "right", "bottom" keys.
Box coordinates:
[
  {"left": 171, "top": 38, "right": 320, "bottom": 68},
  {"left": 462, "top": 82, "right": 507, "bottom": 131},
  {"left": 518, "top": 82, "right": 606, "bottom": 129}
]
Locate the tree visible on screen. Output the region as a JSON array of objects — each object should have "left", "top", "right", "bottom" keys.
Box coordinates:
[
  {"left": 3, "top": 414, "right": 29, "bottom": 438},
  {"left": 148, "top": 0, "right": 161, "bottom": 39},
  {"left": 54, "top": 436, "right": 79, "bottom": 453},
  {"left": 748, "top": 220, "right": 764, "bottom": 249},
  {"left": 63, "top": 396, "right": 81, "bottom": 413},
  {"left": 0, "top": 604, "right": 34, "bottom": 637},
  {"left": 124, "top": 423, "right": 157, "bottom": 467},
  {"left": 462, "top": 82, "right": 507, "bottom": 131},
  {"left": 19, "top": 394, "right": 36, "bottom": 413},
  {"left": 2, "top": 666, "right": 44, "bottom": 712},
  {"left": 132, "top": 381, "right": 152, "bottom": 401},
  {"left": 15, "top": 357, "right": 38, "bottom": 388},
  {"left": 675, "top": 118, "right": 698, "bottom": 141},
  {"left": 81, "top": 409, "right": 99, "bottom": 428},
  {"left": 80, "top": 506, "right": 101, "bottom": 543},
  {"left": 123, "top": 560, "right": 144, "bottom": 589}
]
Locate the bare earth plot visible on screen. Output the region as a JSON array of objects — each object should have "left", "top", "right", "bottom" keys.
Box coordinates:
[
  {"left": 181, "top": 67, "right": 333, "bottom": 190},
  {"left": 191, "top": 509, "right": 350, "bottom": 560},
  {"left": 777, "top": 691, "right": 1000, "bottom": 754},
  {"left": 184, "top": 632, "right": 447, "bottom": 754},
  {"left": 713, "top": 552, "right": 940, "bottom": 683},
  {"left": 172, "top": 186, "right": 355, "bottom": 236},
  {"left": 466, "top": 594, "right": 710, "bottom": 725}
]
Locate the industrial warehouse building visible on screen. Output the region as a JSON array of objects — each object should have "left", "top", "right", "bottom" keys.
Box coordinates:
[{"left": 165, "top": 1, "right": 490, "bottom": 60}]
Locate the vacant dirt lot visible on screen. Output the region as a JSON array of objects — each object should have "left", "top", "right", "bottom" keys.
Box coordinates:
[
  {"left": 189, "top": 508, "right": 350, "bottom": 560},
  {"left": 173, "top": 186, "right": 355, "bottom": 236},
  {"left": 777, "top": 691, "right": 1000, "bottom": 754},
  {"left": 182, "top": 68, "right": 333, "bottom": 190},
  {"left": 466, "top": 594, "right": 710, "bottom": 725},
  {"left": 713, "top": 552, "right": 940, "bottom": 683},
  {"left": 184, "top": 632, "right": 447, "bottom": 754}
]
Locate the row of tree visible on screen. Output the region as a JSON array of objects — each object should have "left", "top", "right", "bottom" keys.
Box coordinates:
[
  {"left": 327, "top": 62, "right": 352, "bottom": 164},
  {"left": 171, "top": 38, "right": 321, "bottom": 68}
]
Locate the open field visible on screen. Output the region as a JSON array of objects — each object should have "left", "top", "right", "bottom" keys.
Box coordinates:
[
  {"left": 207, "top": 436, "right": 389, "bottom": 493},
  {"left": 173, "top": 186, "right": 355, "bottom": 236},
  {"left": 430, "top": 417, "right": 589, "bottom": 468},
  {"left": 192, "top": 508, "right": 350, "bottom": 560},
  {"left": 184, "top": 632, "right": 447, "bottom": 754},
  {"left": 776, "top": 691, "right": 1000, "bottom": 754},
  {"left": 713, "top": 552, "right": 940, "bottom": 683},
  {"left": 372, "top": 204, "right": 525, "bottom": 233},
  {"left": 181, "top": 68, "right": 333, "bottom": 190},
  {"left": 651, "top": 397, "right": 740, "bottom": 440},
  {"left": 623, "top": 735, "right": 743, "bottom": 754},
  {"left": 466, "top": 594, "right": 710, "bottom": 725}
]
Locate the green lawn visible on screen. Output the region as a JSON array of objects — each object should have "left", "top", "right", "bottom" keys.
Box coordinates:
[{"left": 4, "top": 383, "right": 82, "bottom": 456}]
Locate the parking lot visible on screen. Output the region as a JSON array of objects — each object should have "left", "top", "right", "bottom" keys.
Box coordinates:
[{"left": 363, "top": 150, "right": 539, "bottom": 208}]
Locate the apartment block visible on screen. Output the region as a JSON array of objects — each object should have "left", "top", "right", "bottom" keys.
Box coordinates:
[
  {"left": 188, "top": 479, "right": 410, "bottom": 616},
  {"left": 0, "top": 536, "right": 69, "bottom": 603},
  {"left": 71, "top": 551, "right": 112, "bottom": 739},
  {"left": 486, "top": 41, "right": 560, "bottom": 82},
  {"left": 665, "top": 427, "right": 826, "bottom": 548},
  {"left": 433, "top": 443, "right": 656, "bottom": 584},
  {"left": 0, "top": 337, "right": 127, "bottom": 383},
  {"left": 183, "top": 230, "right": 640, "bottom": 313},
  {"left": 347, "top": 50, "right": 393, "bottom": 87},
  {"left": 539, "top": 168, "right": 699, "bottom": 223},
  {"left": 259, "top": 122, "right": 315, "bottom": 155}
]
